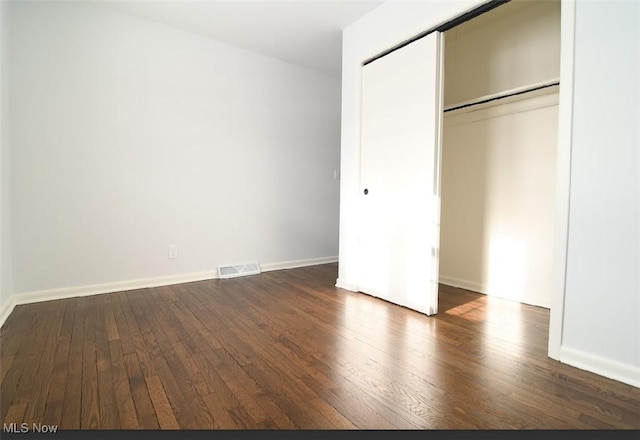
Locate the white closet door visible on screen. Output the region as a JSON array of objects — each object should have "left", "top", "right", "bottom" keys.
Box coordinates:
[{"left": 359, "top": 32, "right": 444, "bottom": 316}]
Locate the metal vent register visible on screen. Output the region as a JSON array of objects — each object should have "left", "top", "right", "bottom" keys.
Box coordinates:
[{"left": 217, "top": 262, "right": 261, "bottom": 279}]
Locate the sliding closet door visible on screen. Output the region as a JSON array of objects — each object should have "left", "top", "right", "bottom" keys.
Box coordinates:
[{"left": 359, "top": 32, "right": 444, "bottom": 316}]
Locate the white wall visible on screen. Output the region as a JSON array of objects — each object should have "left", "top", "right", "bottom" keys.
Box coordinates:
[
  {"left": 0, "top": 0, "right": 13, "bottom": 324},
  {"left": 444, "top": 0, "right": 560, "bottom": 107},
  {"left": 440, "top": 90, "right": 558, "bottom": 308},
  {"left": 561, "top": 0, "right": 639, "bottom": 384},
  {"left": 339, "top": 0, "right": 639, "bottom": 387},
  {"left": 7, "top": 1, "right": 341, "bottom": 302}
]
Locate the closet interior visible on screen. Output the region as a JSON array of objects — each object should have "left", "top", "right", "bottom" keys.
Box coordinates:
[{"left": 439, "top": 0, "right": 561, "bottom": 308}]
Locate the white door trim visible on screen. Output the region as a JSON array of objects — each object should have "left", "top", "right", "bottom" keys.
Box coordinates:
[{"left": 548, "top": 0, "right": 575, "bottom": 360}]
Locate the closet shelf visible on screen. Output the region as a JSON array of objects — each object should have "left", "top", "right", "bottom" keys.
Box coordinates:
[{"left": 444, "top": 78, "right": 560, "bottom": 113}]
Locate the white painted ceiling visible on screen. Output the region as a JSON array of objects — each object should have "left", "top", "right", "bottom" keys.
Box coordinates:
[{"left": 95, "top": 0, "right": 386, "bottom": 77}]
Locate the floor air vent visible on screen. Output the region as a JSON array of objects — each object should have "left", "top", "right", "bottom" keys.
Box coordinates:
[{"left": 217, "top": 262, "right": 261, "bottom": 279}]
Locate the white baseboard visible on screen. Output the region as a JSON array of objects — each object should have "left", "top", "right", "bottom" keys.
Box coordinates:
[
  {"left": 12, "top": 269, "right": 220, "bottom": 308},
  {"left": 438, "top": 274, "right": 550, "bottom": 309},
  {"left": 1, "top": 256, "right": 339, "bottom": 328},
  {"left": 0, "top": 295, "right": 16, "bottom": 329},
  {"left": 439, "top": 275, "right": 485, "bottom": 294},
  {"left": 260, "top": 256, "right": 337, "bottom": 272},
  {"left": 559, "top": 346, "right": 640, "bottom": 389}
]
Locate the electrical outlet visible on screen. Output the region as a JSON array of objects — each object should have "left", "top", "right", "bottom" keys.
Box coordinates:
[
  {"left": 333, "top": 169, "right": 340, "bottom": 180},
  {"left": 168, "top": 245, "right": 178, "bottom": 259}
]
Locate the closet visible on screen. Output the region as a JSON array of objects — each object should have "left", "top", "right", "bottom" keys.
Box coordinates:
[
  {"left": 357, "top": 0, "right": 560, "bottom": 314},
  {"left": 439, "top": 0, "right": 561, "bottom": 308}
]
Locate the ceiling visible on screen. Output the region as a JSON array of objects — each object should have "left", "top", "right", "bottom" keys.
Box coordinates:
[{"left": 95, "top": 0, "right": 387, "bottom": 77}]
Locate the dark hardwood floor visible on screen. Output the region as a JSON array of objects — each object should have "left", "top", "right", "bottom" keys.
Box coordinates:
[{"left": 1, "top": 263, "right": 638, "bottom": 430}]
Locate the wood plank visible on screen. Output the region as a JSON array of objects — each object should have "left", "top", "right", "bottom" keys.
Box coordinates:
[
  {"left": 149, "top": 355, "right": 207, "bottom": 429},
  {"left": 80, "top": 299, "right": 100, "bottom": 429},
  {"left": 95, "top": 295, "right": 120, "bottom": 429},
  {"left": 41, "top": 336, "right": 71, "bottom": 426},
  {"left": 104, "top": 296, "right": 120, "bottom": 342},
  {"left": 120, "top": 292, "right": 157, "bottom": 378},
  {"left": 206, "top": 347, "right": 296, "bottom": 429},
  {"left": 110, "top": 292, "right": 136, "bottom": 355},
  {"left": 42, "top": 299, "right": 78, "bottom": 429},
  {"left": 113, "top": 379, "right": 139, "bottom": 429},
  {"left": 24, "top": 301, "right": 67, "bottom": 425},
  {"left": 123, "top": 352, "right": 159, "bottom": 429},
  {"left": 137, "top": 292, "right": 214, "bottom": 429},
  {"left": 4, "top": 402, "right": 27, "bottom": 425},
  {"left": 144, "top": 375, "right": 179, "bottom": 429},
  {"left": 110, "top": 339, "right": 139, "bottom": 429}
]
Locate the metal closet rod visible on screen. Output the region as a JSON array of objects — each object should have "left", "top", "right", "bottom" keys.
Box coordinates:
[{"left": 443, "top": 81, "right": 560, "bottom": 113}]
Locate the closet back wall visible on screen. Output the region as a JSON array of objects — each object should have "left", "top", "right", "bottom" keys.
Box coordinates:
[
  {"left": 443, "top": 0, "right": 560, "bottom": 108},
  {"left": 439, "top": 0, "right": 560, "bottom": 308},
  {"left": 8, "top": 2, "right": 341, "bottom": 297}
]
